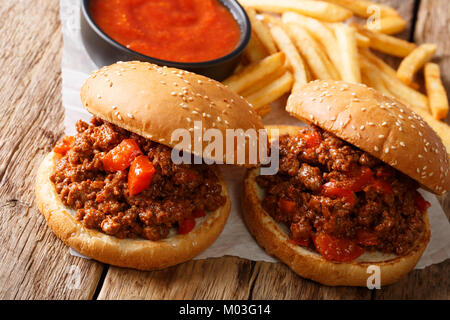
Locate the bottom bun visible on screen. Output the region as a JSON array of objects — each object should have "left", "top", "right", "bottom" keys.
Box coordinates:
[
  {"left": 35, "top": 152, "right": 231, "bottom": 270},
  {"left": 242, "top": 125, "right": 430, "bottom": 287}
]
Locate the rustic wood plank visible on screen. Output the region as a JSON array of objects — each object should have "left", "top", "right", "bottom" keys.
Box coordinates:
[
  {"left": 249, "top": 262, "right": 372, "bottom": 300},
  {"left": 0, "top": 0, "right": 104, "bottom": 299},
  {"left": 97, "top": 257, "right": 256, "bottom": 299},
  {"left": 374, "top": 260, "right": 449, "bottom": 299}
]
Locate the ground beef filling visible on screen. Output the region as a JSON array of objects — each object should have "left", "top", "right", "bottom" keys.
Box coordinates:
[
  {"left": 50, "top": 117, "right": 226, "bottom": 241},
  {"left": 256, "top": 126, "right": 427, "bottom": 258}
]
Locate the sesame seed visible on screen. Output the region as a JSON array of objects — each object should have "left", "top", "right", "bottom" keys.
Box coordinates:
[
  {"left": 117, "top": 114, "right": 122, "bottom": 120},
  {"left": 400, "top": 142, "right": 406, "bottom": 147},
  {"left": 171, "top": 91, "right": 177, "bottom": 96},
  {"left": 360, "top": 125, "right": 365, "bottom": 130},
  {"left": 381, "top": 121, "right": 388, "bottom": 127},
  {"left": 127, "top": 113, "right": 134, "bottom": 119},
  {"left": 378, "top": 135, "right": 385, "bottom": 139},
  {"left": 374, "top": 146, "right": 379, "bottom": 152}
]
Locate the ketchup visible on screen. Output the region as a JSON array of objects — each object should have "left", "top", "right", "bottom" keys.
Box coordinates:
[{"left": 90, "top": 0, "right": 241, "bottom": 63}]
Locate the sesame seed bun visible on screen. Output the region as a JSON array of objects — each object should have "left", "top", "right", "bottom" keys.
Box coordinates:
[
  {"left": 286, "top": 80, "right": 450, "bottom": 195},
  {"left": 242, "top": 125, "right": 431, "bottom": 287},
  {"left": 81, "top": 61, "right": 264, "bottom": 165},
  {"left": 35, "top": 152, "right": 231, "bottom": 271}
]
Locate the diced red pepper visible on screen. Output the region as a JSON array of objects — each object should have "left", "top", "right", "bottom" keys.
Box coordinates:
[
  {"left": 376, "top": 167, "right": 393, "bottom": 178},
  {"left": 372, "top": 179, "right": 393, "bottom": 194},
  {"left": 102, "top": 139, "right": 142, "bottom": 172},
  {"left": 289, "top": 238, "right": 310, "bottom": 247},
  {"left": 313, "top": 232, "right": 365, "bottom": 262},
  {"left": 278, "top": 198, "right": 296, "bottom": 214},
  {"left": 304, "top": 131, "right": 322, "bottom": 149},
  {"left": 193, "top": 209, "right": 206, "bottom": 218},
  {"left": 414, "top": 191, "right": 431, "bottom": 212},
  {"left": 128, "top": 155, "right": 156, "bottom": 196},
  {"left": 54, "top": 136, "right": 75, "bottom": 155},
  {"left": 350, "top": 167, "right": 374, "bottom": 192},
  {"left": 96, "top": 191, "right": 105, "bottom": 203},
  {"left": 186, "top": 170, "right": 198, "bottom": 181},
  {"left": 178, "top": 218, "right": 196, "bottom": 235},
  {"left": 356, "top": 229, "right": 378, "bottom": 246},
  {"left": 321, "top": 181, "right": 356, "bottom": 207}
]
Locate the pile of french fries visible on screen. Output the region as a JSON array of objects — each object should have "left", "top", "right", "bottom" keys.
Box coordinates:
[{"left": 222, "top": 0, "right": 450, "bottom": 154}]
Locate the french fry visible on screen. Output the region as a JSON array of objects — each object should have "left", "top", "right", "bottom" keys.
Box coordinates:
[
  {"left": 397, "top": 43, "right": 437, "bottom": 86},
  {"left": 320, "top": 0, "right": 398, "bottom": 18},
  {"left": 354, "top": 24, "right": 416, "bottom": 57},
  {"left": 424, "top": 62, "right": 449, "bottom": 120},
  {"left": 240, "top": 65, "right": 287, "bottom": 97},
  {"left": 270, "top": 25, "right": 308, "bottom": 84},
  {"left": 238, "top": 0, "right": 353, "bottom": 22},
  {"left": 356, "top": 32, "right": 370, "bottom": 47},
  {"left": 261, "top": 13, "right": 282, "bottom": 27},
  {"left": 285, "top": 24, "right": 333, "bottom": 80},
  {"left": 223, "top": 52, "right": 285, "bottom": 94},
  {"left": 359, "top": 56, "right": 392, "bottom": 96},
  {"left": 245, "top": 71, "right": 294, "bottom": 109},
  {"left": 359, "top": 50, "right": 430, "bottom": 112},
  {"left": 246, "top": 8, "right": 278, "bottom": 54},
  {"left": 332, "top": 24, "right": 361, "bottom": 83},
  {"left": 359, "top": 47, "right": 397, "bottom": 77},
  {"left": 281, "top": 12, "right": 343, "bottom": 80},
  {"left": 244, "top": 31, "right": 268, "bottom": 63},
  {"left": 255, "top": 104, "right": 271, "bottom": 117},
  {"left": 365, "top": 16, "right": 407, "bottom": 35},
  {"left": 409, "top": 81, "right": 420, "bottom": 91}
]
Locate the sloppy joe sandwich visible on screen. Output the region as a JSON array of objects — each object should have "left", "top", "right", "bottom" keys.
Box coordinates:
[
  {"left": 35, "top": 61, "right": 263, "bottom": 270},
  {"left": 243, "top": 80, "right": 450, "bottom": 286}
]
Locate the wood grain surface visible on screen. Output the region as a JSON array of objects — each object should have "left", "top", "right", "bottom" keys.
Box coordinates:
[{"left": 0, "top": 0, "right": 448, "bottom": 300}]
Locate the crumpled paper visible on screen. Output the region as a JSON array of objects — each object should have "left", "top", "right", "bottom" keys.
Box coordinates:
[{"left": 60, "top": 0, "right": 449, "bottom": 269}]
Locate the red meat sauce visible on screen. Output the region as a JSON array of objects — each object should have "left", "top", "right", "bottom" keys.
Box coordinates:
[
  {"left": 256, "top": 125, "right": 430, "bottom": 262},
  {"left": 51, "top": 117, "right": 226, "bottom": 241}
]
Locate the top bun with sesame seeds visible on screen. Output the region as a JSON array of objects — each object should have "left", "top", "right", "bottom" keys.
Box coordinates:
[
  {"left": 81, "top": 61, "right": 264, "bottom": 165},
  {"left": 286, "top": 80, "right": 450, "bottom": 195}
]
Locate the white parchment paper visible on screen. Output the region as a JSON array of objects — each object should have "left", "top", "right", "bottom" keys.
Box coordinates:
[{"left": 61, "top": 0, "right": 449, "bottom": 269}]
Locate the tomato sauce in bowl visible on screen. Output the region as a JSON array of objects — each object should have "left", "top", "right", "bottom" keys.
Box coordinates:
[{"left": 89, "top": 0, "right": 241, "bottom": 63}]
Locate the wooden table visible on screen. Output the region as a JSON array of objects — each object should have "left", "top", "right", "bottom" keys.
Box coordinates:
[{"left": 0, "top": 0, "right": 449, "bottom": 300}]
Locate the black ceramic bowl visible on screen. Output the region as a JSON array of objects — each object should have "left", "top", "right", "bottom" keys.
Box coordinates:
[{"left": 80, "top": 0, "right": 251, "bottom": 81}]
